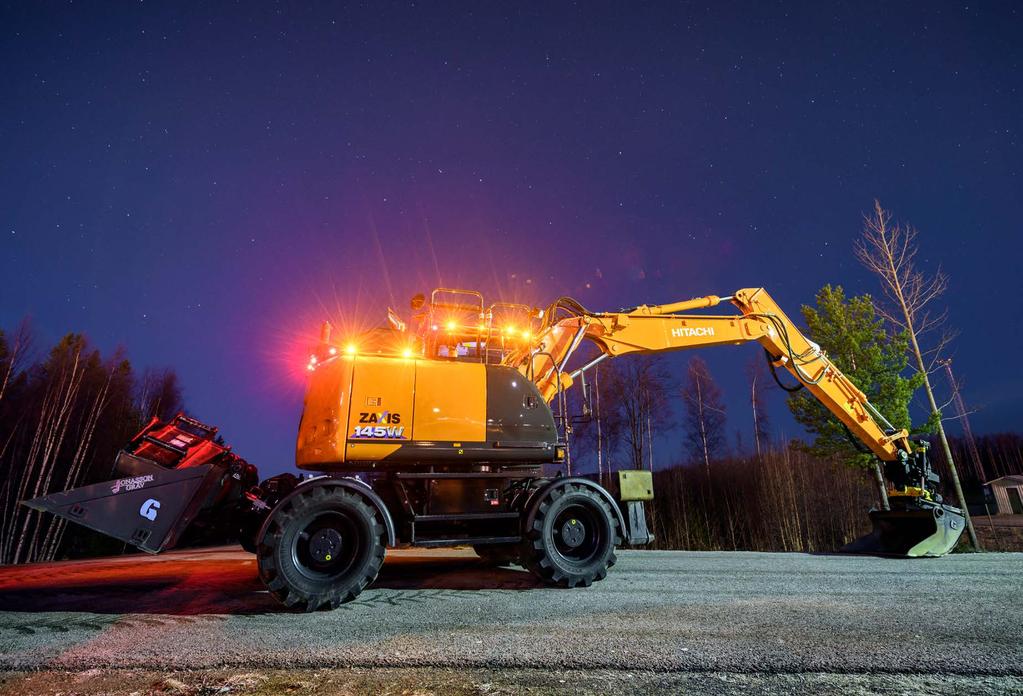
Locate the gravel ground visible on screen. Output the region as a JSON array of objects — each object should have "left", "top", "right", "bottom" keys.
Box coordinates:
[
  {"left": 0, "top": 547, "right": 1020, "bottom": 694},
  {"left": 1, "top": 668, "right": 1021, "bottom": 696}
]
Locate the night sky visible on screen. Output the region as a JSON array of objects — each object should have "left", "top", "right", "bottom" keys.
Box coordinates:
[{"left": 2, "top": 3, "right": 1021, "bottom": 477}]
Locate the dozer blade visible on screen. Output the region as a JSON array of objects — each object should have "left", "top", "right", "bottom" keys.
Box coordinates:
[
  {"left": 843, "top": 501, "right": 966, "bottom": 558},
  {"left": 23, "top": 464, "right": 222, "bottom": 554}
]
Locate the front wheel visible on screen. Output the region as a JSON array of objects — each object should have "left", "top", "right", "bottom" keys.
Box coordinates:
[
  {"left": 257, "top": 485, "right": 386, "bottom": 611},
  {"left": 520, "top": 483, "right": 619, "bottom": 588}
]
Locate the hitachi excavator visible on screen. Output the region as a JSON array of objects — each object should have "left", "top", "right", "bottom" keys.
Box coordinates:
[{"left": 26, "top": 287, "right": 966, "bottom": 611}]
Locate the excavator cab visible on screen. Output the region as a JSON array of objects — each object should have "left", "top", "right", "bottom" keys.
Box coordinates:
[{"left": 409, "top": 288, "right": 539, "bottom": 364}]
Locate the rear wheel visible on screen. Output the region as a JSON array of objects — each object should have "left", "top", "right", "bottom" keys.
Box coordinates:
[
  {"left": 257, "top": 485, "right": 385, "bottom": 611},
  {"left": 520, "top": 483, "right": 619, "bottom": 588}
]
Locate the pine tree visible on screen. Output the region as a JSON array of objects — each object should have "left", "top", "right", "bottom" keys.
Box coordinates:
[{"left": 786, "top": 285, "right": 921, "bottom": 470}]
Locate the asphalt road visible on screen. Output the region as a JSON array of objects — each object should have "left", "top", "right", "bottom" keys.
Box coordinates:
[{"left": 0, "top": 547, "right": 1021, "bottom": 694}]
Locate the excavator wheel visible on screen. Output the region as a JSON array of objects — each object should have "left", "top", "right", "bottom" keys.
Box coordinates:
[
  {"left": 256, "top": 485, "right": 386, "bottom": 611},
  {"left": 473, "top": 542, "right": 520, "bottom": 566},
  {"left": 520, "top": 483, "right": 619, "bottom": 588}
]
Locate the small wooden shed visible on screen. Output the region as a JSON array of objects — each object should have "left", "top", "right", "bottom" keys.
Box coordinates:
[{"left": 986, "top": 475, "right": 1023, "bottom": 515}]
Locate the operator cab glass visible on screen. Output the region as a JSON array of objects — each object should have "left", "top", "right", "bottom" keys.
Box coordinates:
[{"left": 407, "top": 288, "right": 539, "bottom": 364}]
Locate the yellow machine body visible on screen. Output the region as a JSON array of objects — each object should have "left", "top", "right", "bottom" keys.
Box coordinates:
[
  {"left": 296, "top": 354, "right": 555, "bottom": 471},
  {"left": 295, "top": 284, "right": 965, "bottom": 558}
]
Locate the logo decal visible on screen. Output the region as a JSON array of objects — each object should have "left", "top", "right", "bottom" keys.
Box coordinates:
[
  {"left": 111, "top": 474, "right": 154, "bottom": 494},
  {"left": 671, "top": 326, "right": 715, "bottom": 338},
  {"left": 351, "top": 425, "right": 407, "bottom": 439},
  {"left": 351, "top": 412, "right": 406, "bottom": 439},
  {"left": 140, "top": 498, "right": 161, "bottom": 521},
  {"left": 358, "top": 411, "right": 401, "bottom": 424}
]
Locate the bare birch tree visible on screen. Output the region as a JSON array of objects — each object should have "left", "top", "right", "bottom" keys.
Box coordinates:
[
  {"left": 601, "top": 357, "right": 674, "bottom": 471},
  {"left": 40, "top": 358, "right": 115, "bottom": 560},
  {"left": 746, "top": 357, "right": 771, "bottom": 459},
  {"left": 855, "top": 200, "right": 979, "bottom": 549},
  {"left": 0, "top": 324, "right": 186, "bottom": 564},
  {"left": 15, "top": 339, "right": 85, "bottom": 563},
  {"left": 681, "top": 356, "right": 727, "bottom": 475},
  {"left": 0, "top": 321, "right": 31, "bottom": 405}
]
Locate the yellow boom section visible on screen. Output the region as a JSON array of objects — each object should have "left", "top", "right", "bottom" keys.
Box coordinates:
[{"left": 507, "top": 287, "right": 909, "bottom": 462}]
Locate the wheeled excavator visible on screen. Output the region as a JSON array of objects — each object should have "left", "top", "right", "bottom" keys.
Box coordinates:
[{"left": 25, "top": 287, "right": 966, "bottom": 611}]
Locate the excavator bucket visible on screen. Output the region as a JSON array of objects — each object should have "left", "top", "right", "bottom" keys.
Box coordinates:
[
  {"left": 24, "top": 464, "right": 225, "bottom": 553},
  {"left": 843, "top": 501, "right": 966, "bottom": 558},
  {"left": 22, "top": 414, "right": 257, "bottom": 554}
]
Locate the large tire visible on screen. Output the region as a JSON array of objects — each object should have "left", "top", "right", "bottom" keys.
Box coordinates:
[
  {"left": 473, "top": 543, "right": 520, "bottom": 566},
  {"left": 257, "top": 485, "right": 386, "bottom": 611},
  {"left": 520, "top": 483, "right": 620, "bottom": 588}
]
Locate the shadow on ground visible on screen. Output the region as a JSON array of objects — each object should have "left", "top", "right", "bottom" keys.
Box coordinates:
[{"left": 0, "top": 548, "right": 544, "bottom": 615}]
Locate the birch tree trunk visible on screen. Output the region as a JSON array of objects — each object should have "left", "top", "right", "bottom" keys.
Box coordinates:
[
  {"left": 856, "top": 200, "right": 979, "bottom": 549},
  {"left": 14, "top": 348, "right": 84, "bottom": 564},
  {"left": 41, "top": 367, "right": 113, "bottom": 560}
]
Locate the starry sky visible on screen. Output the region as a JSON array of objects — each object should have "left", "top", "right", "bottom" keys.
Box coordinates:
[{"left": 2, "top": 2, "right": 1021, "bottom": 477}]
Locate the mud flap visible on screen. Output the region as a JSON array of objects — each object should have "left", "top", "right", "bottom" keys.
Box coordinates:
[
  {"left": 23, "top": 464, "right": 224, "bottom": 554},
  {"left": 843, "top": 501, "right": 966, "bottom": 558}
]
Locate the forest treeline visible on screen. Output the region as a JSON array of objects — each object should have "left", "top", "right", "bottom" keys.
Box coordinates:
[
  {"left": 0, "top": 322, "right": 182, "bottom": 565},
  {"left": 568, "top": 351, "right": 1018, "bottom": 553},
  {"left": 565, "top": 281, "right": 1019, "bottom": 553},
  {"left": 642, "top": 432, "right": 1022, "bottom": 553},
  {"left": 563, "top": 345, "right": 885, "bottom": 551},
  {"left": 938, "top": 432, "right": 1023, "bottom": 485},
  {"left": 2, "top": 271, "right": 1021, "bottom": 563}
]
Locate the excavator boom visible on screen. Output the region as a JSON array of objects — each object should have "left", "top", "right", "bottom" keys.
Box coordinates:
[{"left": 504, "top": 287, "right": 965, "bottom": 557}]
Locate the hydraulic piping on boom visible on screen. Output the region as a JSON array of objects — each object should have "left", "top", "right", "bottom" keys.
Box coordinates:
[{"left": 504, "top": 287, "right": 965, "bottom": 557}]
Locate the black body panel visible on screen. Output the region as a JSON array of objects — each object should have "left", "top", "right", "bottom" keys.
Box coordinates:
[{"left": 485, "top": 365, "right": 557, "bottom": 445}]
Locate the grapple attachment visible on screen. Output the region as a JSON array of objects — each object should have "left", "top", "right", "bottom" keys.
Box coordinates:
[
  {"left": 23, "top": 414, "right": 257, "bottom": 554},
  {"left": 844, "top": 499, "right": 966, "bottom": 558}
]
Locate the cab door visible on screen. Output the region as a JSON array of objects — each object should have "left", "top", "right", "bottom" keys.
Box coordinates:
[
  {"left": 412, "top": 360, "right": 486, "bottom": 442},
  {"left": 345, "top": 356, "right": 416, "bottom": 461}
]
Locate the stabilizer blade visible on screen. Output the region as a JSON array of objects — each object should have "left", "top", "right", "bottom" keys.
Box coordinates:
[{"left": 23, "top": 464, "right": 218, "bottom": 554}]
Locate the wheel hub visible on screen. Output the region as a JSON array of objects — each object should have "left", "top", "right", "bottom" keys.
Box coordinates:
[
  {"left": 560, "top": 518, "right": 587, "bottom": 548},
  {"left": 308, "top": 527, "right": 343, "bottom": 563}
]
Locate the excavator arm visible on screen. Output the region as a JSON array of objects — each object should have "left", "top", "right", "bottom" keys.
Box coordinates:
[
  {"left": 509, "top": 288, "right": 907, "bottom": 461},
  {"left": 505, "top": 287, "right": 966, "bottom": 557}
]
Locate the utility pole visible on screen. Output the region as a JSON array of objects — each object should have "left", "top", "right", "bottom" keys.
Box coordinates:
[{"left": 942, "top": 359, "right": 984, "bottom": 481}]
